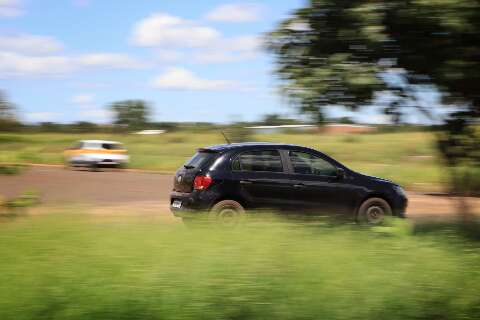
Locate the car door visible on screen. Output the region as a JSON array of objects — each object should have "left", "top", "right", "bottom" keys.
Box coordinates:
[
  {"left": 65, "top": 141, "right": 84, "bottom": 164},
  {"left": 230, "top": 149, "right": 294, "bottom": 209},
  {"left": 286, "top": 150, "right": 357, "bottom": 215}
]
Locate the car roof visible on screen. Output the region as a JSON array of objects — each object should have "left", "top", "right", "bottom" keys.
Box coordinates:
[
  {"left": 201, "top": 142, "right": 307, "bottom": 152},
  {"left": 80, "top": 140, "right": 122, "bottom": 144}
]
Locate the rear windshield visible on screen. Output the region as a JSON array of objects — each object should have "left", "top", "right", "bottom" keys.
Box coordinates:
[{"left": 184, "top": 152, "right": 215, "bottom": 169}]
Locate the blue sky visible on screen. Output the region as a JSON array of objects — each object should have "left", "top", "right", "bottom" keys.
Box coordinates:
[
  {"left": 0, "top": 0, "right": 443, "bottom": 124},
  {"left": 0, "top": 0, "right": 308, "bottom": 124}
]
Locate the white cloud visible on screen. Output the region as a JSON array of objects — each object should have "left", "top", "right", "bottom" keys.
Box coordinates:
[
  {"left": 130, "top": 12, "right": 261, "bottom": 64},
  {"left": 131, "top": 13, "right": 220, "bottom": 48},
  {"left": 0, "top": 32, "right": 144, "bottom": 76},
  {"left": 192, "top": 35, "right": 260, "bottom": 64},
  {"left": 77, "top": 108, "right": 112, "bottom": 123},
  {"left": 0, "top": 52, "right": 74, "bottom": 77},
  {"left": 0, "top": 51, "right": 144, "bottom": 77},
  {"left": 156, "top": 49, "right": 185, "bottom": 63},
  {"left": 151, "top": 67, "right": 237, "bottom": 91},
  {"left": 205, "top": 3, "right": 263, "bottom": 23},
  {"left": 71, "top": 94, "right": 94, "bottom": 105},
  {"left": 77, "top": 53, "right": 144, "bottom": 69},
  {"left": 26, "top": 112, "right": 61, "bottom": 122},
  {"left": 0, "top": 0, "right": 24, "bottom": 18},
  {"left": 0, "top": 34, "right": 64, "bottom": 55},
  {"left": 69, "top": 93, "right": 112, "bottom": 123}
]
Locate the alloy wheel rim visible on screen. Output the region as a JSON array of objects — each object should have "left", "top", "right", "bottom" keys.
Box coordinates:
[
  {"left": 365, "top": 205, "right": 385, "bottom": 224},
  {"left": 218, "top": 208, "right": 239, "bottom": 224}
]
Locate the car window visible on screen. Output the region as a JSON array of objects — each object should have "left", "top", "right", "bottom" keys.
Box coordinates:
[
  {"left": 185, "top": 152, "right": 215, "bottom": 169},
  {"left": 289, "top": 151, "right": 337, "bottom": 176},
  {"left": 83, "top": 142, "right": 98, "bottom": 149},
  {"left": 102, "top": 143, "right": 123, "bottom": 150},
  {"left": 233, "top": 150, "right": 283, "bottom": 172}
]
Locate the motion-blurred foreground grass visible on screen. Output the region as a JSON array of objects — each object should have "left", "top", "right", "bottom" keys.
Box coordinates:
[
  {"left": 0, "top": 213, "right": 479, "bottom": 320},
  {"left": 0, "top": 131, "right": 442, "bottom": 189}
]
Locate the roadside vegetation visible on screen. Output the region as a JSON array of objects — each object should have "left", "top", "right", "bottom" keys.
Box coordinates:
[
  {"left": 0, "top": 213, "right": 479, "bottom": 320},
  {"left": 0, "top": 189, "right": 40, "bottom": 216},
  {"left": 0, "top": 130, "right": 442, "bottom": 190},
  {"left": 0, "top": 163, "right": 27, "bottom": 175}
]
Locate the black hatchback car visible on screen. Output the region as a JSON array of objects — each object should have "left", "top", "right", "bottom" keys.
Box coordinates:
[{"left": 170, "top": 143, "right": 407, "bottom": 224}]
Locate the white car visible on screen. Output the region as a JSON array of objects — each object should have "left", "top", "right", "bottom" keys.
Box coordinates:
[{"left": 64, "top": 140, "right": 129, "bottom": 169}]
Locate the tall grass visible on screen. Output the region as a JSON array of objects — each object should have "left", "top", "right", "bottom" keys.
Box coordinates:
[{"left": 0, "top": 213, "right": 479, "bottom": 320}]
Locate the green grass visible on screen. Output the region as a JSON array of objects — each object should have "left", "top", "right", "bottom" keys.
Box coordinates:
[
  {"left": 0, "top": 131, "right": 444, "bottom": 189},
  {"left": 0, "top": 213, "right": 479, "bottom": 320}
]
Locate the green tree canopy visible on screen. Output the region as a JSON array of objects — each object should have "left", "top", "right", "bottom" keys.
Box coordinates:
[
  {"left": 0, "top": 90, "right": 19, "bottom": 131},
  {"left": 0, "top": 90, "right": 16, "bottom": 121},
  {"left": 267, "top": 0, "right": 480, "bottom": 118},
  {"left": 110, "top": 100, "right": 151, "bottom": 131}
]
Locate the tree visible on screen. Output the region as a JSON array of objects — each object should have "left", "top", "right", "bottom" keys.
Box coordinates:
[
  {"left": 268, "top": 1, "right": 480, "bottom": 227},
  {"left": 267, "top": 1, "right": 480, "bottom": 180},
  {"left": 110, "top": 100, "right": 151, "bottom": 131},
  {"left": 0, "top": 90, "right": 19, "bottom": 132},
  {"left": 73, "top": 121, "right": 98, "bottom": 133},
  {"left": 267, "top": 1, "right": 480, "bottom": 117},
  {"left": 262, "top": 113, "right": 298, "bottom": 126}
]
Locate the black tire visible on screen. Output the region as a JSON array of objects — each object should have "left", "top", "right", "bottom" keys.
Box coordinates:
[
  {"left": 357, "top": 197, "right": 392, "bottom": 224},
  {"left": 64, "top": 160, "right": 74, "bottom": 170},
  {"left": 89, "top": 162, "right": 99, "bottom": 172},
  {"left": 210, "top": 200, "right": 245, "bottom": 225}
]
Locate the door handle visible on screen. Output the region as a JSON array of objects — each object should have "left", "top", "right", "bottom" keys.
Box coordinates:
[
  {"left": 240, "top": 180, "right": 253, "bottom": 185},
  {"left": 293, "top": 183, "right": 306, "bottom": 189}
]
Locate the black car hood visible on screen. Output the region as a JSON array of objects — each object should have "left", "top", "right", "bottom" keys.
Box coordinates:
[{"left": 356, "top": 172, "right": 398, "bottom": 186}]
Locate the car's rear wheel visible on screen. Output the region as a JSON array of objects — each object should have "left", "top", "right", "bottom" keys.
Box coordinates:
[
  {"left": 89, "top": 162, "right": 99, "bottom": 172},
  {"left": 210, "top": 200, "right": 245, "bottom": 225},
  {"left": 357, "top": 197, "right": 392, "bottom": 224}
]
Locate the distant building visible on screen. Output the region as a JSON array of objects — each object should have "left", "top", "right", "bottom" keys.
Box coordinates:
[
  {"left": 245, "top": 124, "right": 317, "bottom": 134},
  {"left": 245, "top": 124, "right": 375, "bottom": 134},
  {"left": 321, "top": 124, "right": 376, "bottom": 134},
  {"left": 134, "top": 129, "right": 166, "bottom": 135}
]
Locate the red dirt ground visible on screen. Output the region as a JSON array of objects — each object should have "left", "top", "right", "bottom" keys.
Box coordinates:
[{"left": 1, "top": 166, "right": 479, "bottom": 220}]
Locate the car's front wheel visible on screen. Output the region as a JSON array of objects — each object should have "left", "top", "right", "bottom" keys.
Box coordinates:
[
  {"left": 357, "top": 197, "right": 392, "bottom": 224},
  {"left": 210, "top": 200, "right": 245, "bottom": 225}
]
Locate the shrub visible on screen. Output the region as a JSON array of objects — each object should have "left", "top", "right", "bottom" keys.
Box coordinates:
[{"left": 0, "top": 164, "right": 26, "bottom": 175}]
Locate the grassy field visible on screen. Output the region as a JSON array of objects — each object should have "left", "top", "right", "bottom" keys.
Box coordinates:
[
  {"left": 0, "top": 212, "right": 479, "bottom": 320},
  {"left": 0, "top": 131, "right": 444, "bottom": 189}
]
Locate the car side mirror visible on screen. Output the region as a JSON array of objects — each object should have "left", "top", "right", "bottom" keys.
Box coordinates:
[{"left": 336, "top": 168, "right": 345, "bottom": 179}]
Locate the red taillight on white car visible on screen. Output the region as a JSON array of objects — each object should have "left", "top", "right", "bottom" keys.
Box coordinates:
[{"left": 194, "top": 175, "right": 213, "bottom": 190}]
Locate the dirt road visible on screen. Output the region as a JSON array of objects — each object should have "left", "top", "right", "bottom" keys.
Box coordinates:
[{"left": 1, "top": 166, "right": 479, "bottom": 219}]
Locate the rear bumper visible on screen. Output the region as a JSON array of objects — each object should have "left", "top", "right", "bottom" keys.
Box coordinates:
[
  {"left": 69, "top": 160, "right": 127, "bottom": 168},
  {"left": 68, "top": 154, "right": 129, "bottom": 166},
  {"left": 170, "top": 190, "right": 218, "bottom": 217}
]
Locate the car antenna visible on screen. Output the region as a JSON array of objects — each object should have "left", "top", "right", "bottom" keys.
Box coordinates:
[{"left": 221, "top": 131, "right": 231, "bottom": 144}]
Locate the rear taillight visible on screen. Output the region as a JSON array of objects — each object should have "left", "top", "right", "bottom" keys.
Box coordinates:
[{"left": 193, "top": 175, "right": 213, "bottom": 190}]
